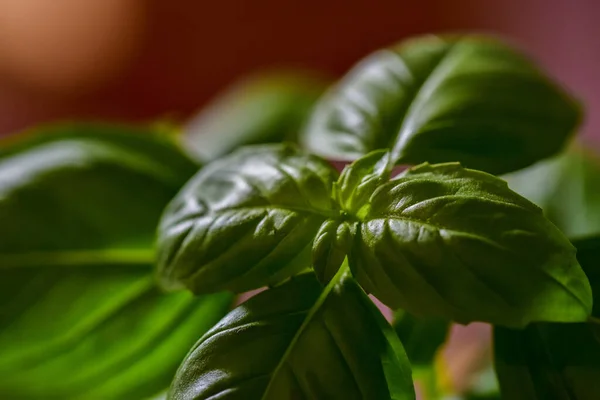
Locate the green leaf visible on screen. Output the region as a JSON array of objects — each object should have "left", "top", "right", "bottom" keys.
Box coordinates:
[
  {"left": 0, "top": 121, "right": 200, "bottom": 180},
  {"left": 504, "top": 144, "right": 600, "bottom": 238},
  {"left": 312, "top": 219, "right": 357, "bottom": 283},
  {"left": 0, "top": 123, "right": 233, "bottom": 399},
  {"left": 349, "top": 161, "right": 591, "bottom": 327},
  {"left": 494, "top": 235, "right": 600, "bottom": 400},
  {"left": 156, "top": 143, "right": 340, "bottom": 294},
  {"left": 302, "top": 34, "right": 580, "bottom": 175},
  {"left": 168, "top": 267, "right": 416, "bottom": 400},
  {"left": 184, "top": 71, "right": 327, "bottom": 162},
  {"left": 572, "top": 236, "right": 600, "bottom": 317},
  {"left": 393, "top": 310, "right": 449, "bottom": 367},
  {"left": 495, "top": 322, "right": 600, "bottom": 400},
  {"left": 465, "top": 395, "right": 502, "bottom": 400},
  {"left": 334, "top": 149, "right": 392, "bottom": 218}
]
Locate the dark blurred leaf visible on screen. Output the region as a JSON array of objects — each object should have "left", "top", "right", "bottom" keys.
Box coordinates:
[
  {"left": 169, "top": 268, "right": 415, "bottom": 400},
  {"left": 465, "top": 394, "right": 501, "bottom": 400},
  {"left": 184, "top": 71, "right": 327, "bottom": 162},
  {"left": 0, "top": 121, "right": 200, "bottom": 177},
  {"left": 393, "top": 310, "right": 450, "bottom": 366},
  {"left": 494, "top": 322, "right": 600, "bottom": 400},
  {"left": 494, "top": 235, "right": 600, "bottom": 400},
  {"left": 302, "top": 34, "right": 580, "bottom": 175},
  {"left": 504, "top": 145, "right": 600, "bottom": 238},
  {"left": 0, "top": 123, "right": 233, "bottom": 399}
]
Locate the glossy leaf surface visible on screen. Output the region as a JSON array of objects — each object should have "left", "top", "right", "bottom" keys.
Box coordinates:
[
  {"left": 0, "top": 123, "right": 232, "bottom": 399},
  {"left": 156, "top": 144, "right": 339, "bottom": 294},
  {"left": 494, "top": 235, "right": 600, "bottom": 400},
  {"left": 348, "top": 161, "right": 591, "bottom": 327},
  {"left": 302, "top": 34, "right": 580, "bottom": 174},
  {"left": 505, "top": 144, "right": 600, "bottom": 238},
  {"left": 184, "top": 71, "right": 326, "bottom": 162},
  {"left": 169, "top": 268, "right": 415, "bottom": 400}
]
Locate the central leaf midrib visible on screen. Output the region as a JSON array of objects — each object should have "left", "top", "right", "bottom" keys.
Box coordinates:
[{"left": 260, "top": 264, "right": 351, "bottom": 399}]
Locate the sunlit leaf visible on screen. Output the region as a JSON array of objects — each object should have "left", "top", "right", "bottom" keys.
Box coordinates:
[{"left": 0, "top": 123, "right": 232, "bottom": 399}]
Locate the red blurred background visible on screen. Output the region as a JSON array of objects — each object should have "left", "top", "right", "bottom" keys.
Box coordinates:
[{"left": 0, "top": 0, "right": 598, "bottom": 139}]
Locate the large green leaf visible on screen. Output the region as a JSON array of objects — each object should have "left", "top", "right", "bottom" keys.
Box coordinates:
[
  {"left": 0, "top": 123, "right": 233, "bottom": 399},
  {"left": 494, "top": 235, "right": 600, "bottom": 400},
  {"left": 168, "top": 267, "right": 415, "bottom": 400},
  {"left": 184, "top": 71, "right": 327, "bottom": 162},
  {"left": 156, "top": 143, "right": 339, "bottom": 294},
  {"left": 341, "top": 160, "right": 591, "bottom": 328},
  {"left": 504, "top": 144, "right": 600, "bottom": 238},
  {"left": 302, "top": 34, "right": 580, "bottom": 175}
]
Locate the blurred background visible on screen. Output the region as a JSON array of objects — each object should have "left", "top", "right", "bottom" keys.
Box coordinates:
[
  {"left": 0, "top": 0, "right": 598, "bottom": 140},
  {"left": 0, "top": 1, "right": 597, "bottom": 397}
]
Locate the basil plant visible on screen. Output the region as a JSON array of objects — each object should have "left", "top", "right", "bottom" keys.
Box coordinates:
[{"left": 1, "top": 34, "right": 598, "bottom": 400}]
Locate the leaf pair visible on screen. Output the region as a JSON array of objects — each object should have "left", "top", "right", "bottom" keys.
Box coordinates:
[
  {"left": 302, "top": 34, "right": 581, "bottom": 176},
  {"left": 158, "top": 144, "right": 591, "bottom": 330},
  {"left": 0, "top": 123, "right": 233, "bottom": 399},
  {"left": 159, "top": 143, "right": 592, "bottom": 399}
]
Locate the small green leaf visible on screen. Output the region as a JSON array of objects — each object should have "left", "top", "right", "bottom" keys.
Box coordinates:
[
  {"left": 312, "top": 219, "right": 357, "bottom": 283},
  {"left": 0, "top": 123, "right": 232, "bottom": 399},
  {"left": 393, "top": 310, "right": 450, "bottom": 367},
  {"left": 302, "top": 34, "right": 580, "bottom": 175},
  {"left": 494, "top": 235, "right": 600, "bottom": 400},
  {"left": 350, "top": 161, "right": 591, "bottom": 327},
  {"left": 156, "top": 143, "right": 340, "bottom": 294},
  {"left": 504, "top": 144, "right": 600, "bottom": 238},
  {"left": 184, "top": 71, "right": 327, "bottom": 162},
  {"left": 168, "top": 267, "right": 416, "bottom": 400},
  {"left": 312, "top": 150, "right": 390, "bottom": 283},
  {"left": 334, "top": 149, "right": 392, "bottom": 218}
]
